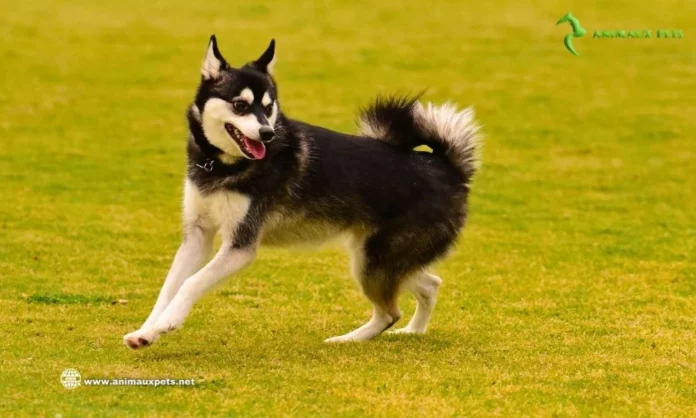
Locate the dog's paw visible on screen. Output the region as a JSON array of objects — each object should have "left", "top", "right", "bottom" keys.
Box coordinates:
[
  {"left": 324, "top": 334, "right": 357, "bottom": 343},
  {"left": 387, "top": 327, "right": 425, "bottom": 335},
  {"left": 123, "top": 329, "right": 159, "bottom": 350},
  {"left": 152, "top": 308, "right": 188, "bottom": 335},
  {"left": 153, "top": 318, "right": 183, "bottom": 335}
]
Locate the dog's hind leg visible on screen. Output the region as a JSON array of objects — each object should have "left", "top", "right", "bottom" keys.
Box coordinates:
[
  {"left": 390, "top": 271, "right": 442, "bottom": 334},
  {"left": 324, "top": 275, "right": 402, "bottom": 343},
  {"left": 325, "top": 232, "right": 403, "bottom": 343},
  {"left": 326, "top": 213, "right": 456, "bottom": 343}
]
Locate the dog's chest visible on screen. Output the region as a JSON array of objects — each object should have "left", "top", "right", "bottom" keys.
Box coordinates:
[
  {"left": 207, "top": 193, "right": 250, "bottom": 230},
  {"left": 184, "top": 180, "right": 250, "bottom": 231}
]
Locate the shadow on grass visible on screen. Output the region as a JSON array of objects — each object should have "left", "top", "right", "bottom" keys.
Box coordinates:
[
  {"left": 131, "top": 331, "right": 459, "bottom": 359},
  {"left": 26, "top": 292, "right": 113, "bottom": 305}
]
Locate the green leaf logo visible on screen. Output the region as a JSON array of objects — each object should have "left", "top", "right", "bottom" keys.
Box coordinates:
[{"left": 556, "top": 12, "right": 586, "bottom": 56}]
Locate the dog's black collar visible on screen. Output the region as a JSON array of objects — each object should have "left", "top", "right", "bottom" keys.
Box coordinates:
[{"left": 188, "top": 139, "right": 252, "bottom": 177}]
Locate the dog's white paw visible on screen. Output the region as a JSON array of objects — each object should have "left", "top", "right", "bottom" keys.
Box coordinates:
[
  {"left": 324, "top": 334, "right": 355, "bottom": 343},
  {"left": 388, "top": 327, "right": 425, "bottom": 335},
  {"left": 123, "top": 329, "right": 160, "bottom": 350}
]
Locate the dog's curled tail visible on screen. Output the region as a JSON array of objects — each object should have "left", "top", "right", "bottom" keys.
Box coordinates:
[{"left": 358, "top": 95, "right": 482, "bottom": 183}]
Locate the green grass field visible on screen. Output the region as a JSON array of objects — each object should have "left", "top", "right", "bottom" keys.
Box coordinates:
[{"left": 1, "top": 0, "right": 695, "bottom": 416}]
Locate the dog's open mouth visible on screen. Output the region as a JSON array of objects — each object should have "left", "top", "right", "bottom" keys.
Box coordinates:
[{"left": 224, "top": 123, "right": 266, "bottom": 160}]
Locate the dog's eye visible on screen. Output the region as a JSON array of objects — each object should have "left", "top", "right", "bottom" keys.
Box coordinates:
[
  {"left": 232, "top": 101, "right": 249, "bottom": 112},
  {"left": 264, "top": 104, "right": 274, "bottom": 117}
]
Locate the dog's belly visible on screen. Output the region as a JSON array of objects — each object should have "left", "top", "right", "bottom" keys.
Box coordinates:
[{"left": 261, "top": 213, "right": 345, "bottom": 247}]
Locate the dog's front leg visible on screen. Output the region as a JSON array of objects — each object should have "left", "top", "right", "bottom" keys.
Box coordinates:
[
  {"left": 123, "top": 225, "right": 214, "bottom": 349},
  {"left": 124, "top": 243, "right": 256, "bottom": 349},
  {"left": 143, "top": 225, "right": 215, "bottom": 328}
]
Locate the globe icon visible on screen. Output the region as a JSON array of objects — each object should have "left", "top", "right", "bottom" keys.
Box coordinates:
[{"left": 60, "top": 368, "right": 81, "bottom": 389}]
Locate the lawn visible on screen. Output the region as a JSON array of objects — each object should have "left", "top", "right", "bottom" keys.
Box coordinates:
[{"left": 1, "top": 0, "right": 695, "bottom": 416}]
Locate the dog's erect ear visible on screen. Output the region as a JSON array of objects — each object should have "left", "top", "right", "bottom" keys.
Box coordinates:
[
  {"left": 252, "top": 39, "right": 276, "bottom": 75},
  {"left": 201, "top": 35, "right": 227, "bottom": 80}
]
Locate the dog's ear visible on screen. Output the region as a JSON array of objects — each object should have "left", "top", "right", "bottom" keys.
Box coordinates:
[
  {"left": 201, "top": 35, "right": 227, "bottom": 80},
  {"left": 252, "top": 39, "right": 276, "bottom": 75}
]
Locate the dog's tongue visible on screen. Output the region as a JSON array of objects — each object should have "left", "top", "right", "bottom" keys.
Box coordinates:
[{"left": 243, "top": 137, "right": 266, "bottom": 159}]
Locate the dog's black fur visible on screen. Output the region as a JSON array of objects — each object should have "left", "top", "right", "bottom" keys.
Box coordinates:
[{"left": 186, "top": 36, "right": 479, "bottom": 314}]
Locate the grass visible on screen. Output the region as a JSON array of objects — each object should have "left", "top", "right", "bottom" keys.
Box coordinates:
[
  {"left": 26, "top": 293, "right": 114, "bottom": 305},
  {"left": 1, "top": 0, "right": 695, "bottom": 416}
]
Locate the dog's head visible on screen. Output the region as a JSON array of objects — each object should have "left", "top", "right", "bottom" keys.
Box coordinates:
[{"left": 192, "top": 35, "right": 279, "bottom": 161}]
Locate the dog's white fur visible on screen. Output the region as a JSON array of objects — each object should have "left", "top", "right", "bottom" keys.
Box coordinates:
[
  {"left": 238, "top": 88, "right": 254, "bottom": 104},
  {"left": 265, "top": 54, "right": 276, "bottom": 76},
  {"left": 202, "top": 98, "right": 247, "bottom": 157},
  {"left": 201, "top": 40, "right": 223, "bottom": 80},
  {"left": 261, "top": 92, "right": 272, "bottom": 106},
  {"left": 391, "top": 272, "right": 442, "bottom": 334}
]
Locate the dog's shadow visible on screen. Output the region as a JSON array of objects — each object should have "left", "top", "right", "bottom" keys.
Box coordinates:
[{"left": 128, "top": 330, "right": 460, "bottom": 368}]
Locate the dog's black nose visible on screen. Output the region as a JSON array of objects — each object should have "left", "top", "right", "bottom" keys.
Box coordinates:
[{"left": 259, "top": 126, "right": 275, "bottom": 143}]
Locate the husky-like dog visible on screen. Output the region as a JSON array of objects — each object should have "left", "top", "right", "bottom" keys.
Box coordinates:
[{"left": 124, "top": 36, "right": 481, "bottom": 349}]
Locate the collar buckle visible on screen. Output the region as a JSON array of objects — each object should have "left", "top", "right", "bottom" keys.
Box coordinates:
[{"left": 196, "top": 159, "right": 215, "bottom": 173}]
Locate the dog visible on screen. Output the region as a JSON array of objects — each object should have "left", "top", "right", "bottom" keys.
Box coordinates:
[{"left": 123, "top": 35, "right": 481, "bottom": 349}]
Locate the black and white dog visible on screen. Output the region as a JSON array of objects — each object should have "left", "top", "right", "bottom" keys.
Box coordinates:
[{"left": 124, "top": 36, "right": 481, "bottom": 349}]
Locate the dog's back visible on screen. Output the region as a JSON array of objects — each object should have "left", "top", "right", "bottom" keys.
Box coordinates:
[{"left": 291, "top": 121, "right": 466, "bottom": 222}]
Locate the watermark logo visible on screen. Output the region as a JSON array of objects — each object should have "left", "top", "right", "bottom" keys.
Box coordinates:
[
  {"left": 592, "top": 29, "right": 683, "bottom": 39},
  {"left": 59, "top": 368, "right": 196, "bottom": 389},
  {"left": 556, "top": 12, "right": 684, "bottom": 56},
  {"left": 556, "top": 12, "right": 586, "bottom": 56},
  {"left": 60, "top": 368, "right": 81, "bottom": 390}
]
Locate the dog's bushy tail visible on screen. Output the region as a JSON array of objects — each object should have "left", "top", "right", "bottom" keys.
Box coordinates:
[{"left": 358, "top": 95, "right": 482, "bottom": 182}]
